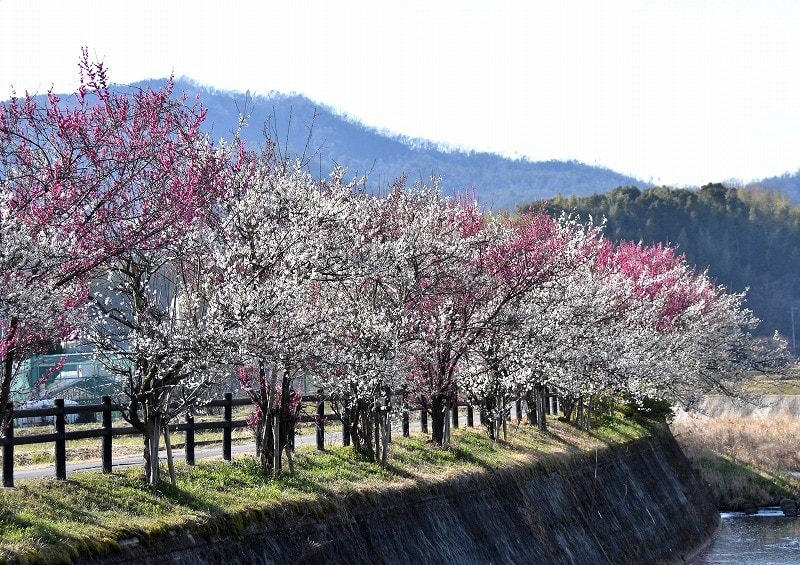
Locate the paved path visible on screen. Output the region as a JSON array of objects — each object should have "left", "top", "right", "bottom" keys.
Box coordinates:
[
  {"left": 11, "top": 421, "right": 424, "bottom": 481},
  {"left": 11, "top": 430, "right": 346, "bottom": 481}
]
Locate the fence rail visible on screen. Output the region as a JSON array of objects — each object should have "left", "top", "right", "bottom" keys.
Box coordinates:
[
  {"left": 2, "top": 392, "right": 335, "bottom": 487},
  {"left": 0, "top": 389, "right": 561, "bottom": 487}
]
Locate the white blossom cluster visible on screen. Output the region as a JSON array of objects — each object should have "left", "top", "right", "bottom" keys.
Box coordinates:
[{"left": 199, "top": 155, "right": 789, "bottom": 444}]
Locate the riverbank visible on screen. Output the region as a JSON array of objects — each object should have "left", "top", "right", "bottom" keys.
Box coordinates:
[
  {"left": 0, "top": 418, "right": 717, "bottom": 564},
  {"left": 76, "top": 430, "right": 717, "bottom": 564},
  {"left": 671, "top": 396, "right": 800, "bottom": 510}
]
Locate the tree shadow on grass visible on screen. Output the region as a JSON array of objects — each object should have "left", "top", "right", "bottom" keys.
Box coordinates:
[
  {"left": 0, "top": 478, "right": 159, "bottom": 561},
  {"left": 588, "top": 418, "right": 643, "bottom": 443},
  {"left": 391, "top": 432, "right": 506, "bottom": 474},
  {"left": 533, "top": 426, "right": 593, "bottom": 456},
  {"left": 0, "top": 506, "right": 68, "bottom": 546},
  {"left": 14, "top": 479, "right": 116, "bottom": 525}
]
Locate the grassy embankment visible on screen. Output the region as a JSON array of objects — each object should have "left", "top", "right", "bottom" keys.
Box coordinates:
[
  {"left": 670, "top": 370, "right": 800, "bottom": 509},
  {"left": 0, "top": 413, "right": 649, "bottom": 564}
]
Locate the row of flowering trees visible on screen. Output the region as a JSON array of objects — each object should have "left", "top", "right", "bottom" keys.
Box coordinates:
[{"left": 1, "top": 56, "right": 788, "bottom": 484}]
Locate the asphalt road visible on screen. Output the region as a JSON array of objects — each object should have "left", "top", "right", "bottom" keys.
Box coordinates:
[
  {"left": 9, "top": 420, "right": 424, "bottom": 481},
  {"left": 10, "top": 429, "right": 346, "bottom": 481}
]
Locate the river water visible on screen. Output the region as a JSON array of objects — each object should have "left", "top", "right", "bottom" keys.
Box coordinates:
[{"left": 699, "top": 508, "right": 800, "bottom": 564}]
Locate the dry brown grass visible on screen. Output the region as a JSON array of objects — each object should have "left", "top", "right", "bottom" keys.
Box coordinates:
[
  {"left": 671, "top": 414, "right": 800, "bottom": 508},
  {"left": 734, "top": 365, "right": 800, "bottom": 394},
  {"left": 673, "top": 415, "right": 800, "bottom": 471}
]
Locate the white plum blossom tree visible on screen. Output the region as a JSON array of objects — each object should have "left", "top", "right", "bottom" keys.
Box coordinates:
[{"left": 209, "top": 149, "right": 361, "bottom": 473}]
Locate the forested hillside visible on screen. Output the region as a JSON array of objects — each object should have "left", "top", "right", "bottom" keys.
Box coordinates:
[{"left": 527, "top": 184, "right": 800, "bottom": 340}]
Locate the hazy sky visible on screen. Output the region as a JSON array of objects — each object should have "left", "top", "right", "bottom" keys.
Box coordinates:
[{"left": 2, "top": 0, "right": 798, "bottom": 186}]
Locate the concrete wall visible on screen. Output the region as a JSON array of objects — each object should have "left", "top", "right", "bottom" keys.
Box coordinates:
[
  {"left": 80, "top": 432, "right": 718, "bottom": 564},
  {"left": 674, "top": 394, "right": 800, "bottom": 420}
]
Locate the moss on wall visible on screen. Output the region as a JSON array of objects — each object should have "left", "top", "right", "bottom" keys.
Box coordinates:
[{"left": 79, "top": 432, "right": 718, "bottom": 564}]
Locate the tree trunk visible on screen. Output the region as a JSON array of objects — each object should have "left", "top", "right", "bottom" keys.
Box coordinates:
[
  {"left": 144, "top": 412, "right": 161, "bottom": 486},
  {"left": 0, "top": 355, "right": 12, "bottom": 436},
  {"left": 562, "top": 395, "right": 575, "bottom": 423},
  {"left": 254, "top": 418, "right": 263, "bottom": 458},
  {"left": 284, "top": 444, "right": 295, "bottom": 474},
  {"left": 348, "top": 399, "right": 375, "bottom": 459},
  {"left": 275, "top": 374, "right": 291, "bottom": 473},
  {"left": 259, "top": 413, "right": 274, "bottom": 473},
  {"left": 256, "top": 372, "right": 296, "bottom": 475},
  {"left": 374, "top": 399, "right": 381, "bottom": 459},
  {"left": 0, "top": 318, "right": 18, "bottom": 433},
  {"left": 535, "top": 384, "right": 547, "bottom": 432},
  {"left": 498, "top": 393, "right": 507, "bottom": 441},
  {"left": 273, "top": 413, "right": 280, "bottom": 474},
  {"left": 430, "top": 395, "right": 446, "bottom": 446},
  {"left": 164, "top": 425, "right": 176, "bottom": 485},
  {"left": 582, "top": 396, "right": 594, "bottom": 431},
  {"left": 443, "top": 401, "right": 451, "bottom": 447},
  {"left": 524, "top": 390, "right": 536, "bottom": 426},
  {"left": 380, "top": 405, "right": 390, "bottom": 466},
  {"left": 484, "top": 395, "right": 496, "bottom": 441}
]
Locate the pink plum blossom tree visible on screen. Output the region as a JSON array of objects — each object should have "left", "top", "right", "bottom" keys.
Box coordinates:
[{"left": 0, "top": 51, "right": 231, "bottom": 483}]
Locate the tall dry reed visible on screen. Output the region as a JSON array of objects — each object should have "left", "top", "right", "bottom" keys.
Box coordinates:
[{"left": 671, "top": 414, "right": 800, "bottom": 507}]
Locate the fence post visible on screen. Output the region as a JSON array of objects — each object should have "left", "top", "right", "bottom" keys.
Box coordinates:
[
  {"left": 185, "top": 412, "right": 195, "bottom": 465},
  {"left": 374, "top": 399, "right": 381, "bottom": 456},
  {"left": 3, "top": 402, "right": 14, "bottom": 488},
  {"left": 342, "top": 406, "right": 350, "bottom": 447},
  {"left": 385, "top": 389, "right": 392, "bottom": 444},
  {"left": 402, "top": 393, "right": 410, "bottom": 438},
  {"left": 223, "top": 392, "right": 232, "bottom": 461},
  {"left": 102, "top": 396, "right": 113, "bottom": 473},
  {"left": 54, "top": 399, "right": 66, "bottom": 480},
  {"left": 516, "top": 398, "right": 523, "bottom": 423},
  {"left": 451, "top": 398, "right": 459, "bottom": 429},
  {"left": 467, "top": 402, "right": 474, "bottom": 428},
  {"left": 273, "top": 413, "right": 280, "bottom": 472},
  {"left": 316, "top": 388, "right": 324, "bottom": 451},
  {"left": 421, "top": 406, "right": 428, "bottom": 435}
]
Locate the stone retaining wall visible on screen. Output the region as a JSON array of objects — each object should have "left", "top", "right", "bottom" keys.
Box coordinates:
[{"left": 79, "top": 432, "right": 718, "bottom": 564}]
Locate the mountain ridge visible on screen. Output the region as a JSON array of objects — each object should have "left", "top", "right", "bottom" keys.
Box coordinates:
[
  {"left": 747, "top": 170, "right": 800, "bottom": 202},
  {"left": 159, "top": 79, "right": 649, "bottom": 210},
  {"left": 183, "top": 79, "right": 800, "bottom": 208},
  {"left": 10, "top": 77, "right": 800, "bottom": 209}
]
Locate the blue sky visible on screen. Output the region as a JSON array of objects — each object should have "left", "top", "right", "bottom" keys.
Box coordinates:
[{"left": 1, "top": 0, "right": 799, "bottom": 186}]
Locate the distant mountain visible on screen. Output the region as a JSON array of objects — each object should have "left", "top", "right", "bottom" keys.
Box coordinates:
[
  {"left": 159, "top": 79, "right": 646, "bottom": 211},
  {"left": 747, "top": 170, "right": 800, "bottom": 203}
]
